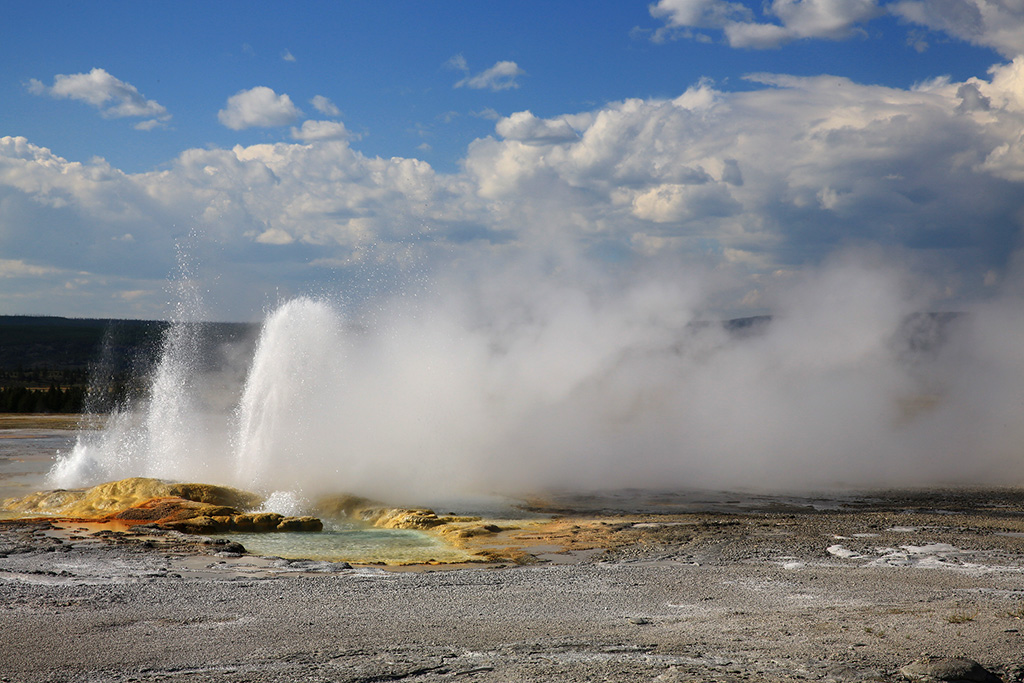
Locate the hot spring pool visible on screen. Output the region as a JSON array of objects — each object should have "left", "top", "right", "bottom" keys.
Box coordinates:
[{"left": 1, "top": 421, "right": 484, "bottom": 564}]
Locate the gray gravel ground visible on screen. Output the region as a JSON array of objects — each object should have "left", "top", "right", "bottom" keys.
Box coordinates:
[{"left": 4, "top": 503, "right": 1024, "bottom": 683}]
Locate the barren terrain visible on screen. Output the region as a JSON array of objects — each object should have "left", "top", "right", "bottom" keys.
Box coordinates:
[{"left": 3, "top": 487, "right": 1024, "bottom": 682}]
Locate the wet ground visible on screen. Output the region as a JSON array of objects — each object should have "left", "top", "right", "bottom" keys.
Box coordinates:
[
  {"left": 4, "top": 485, "right": 1024, "bottom": 681},
  {"left": 0, "top": 414, "right": 83, "bottom": 506}
]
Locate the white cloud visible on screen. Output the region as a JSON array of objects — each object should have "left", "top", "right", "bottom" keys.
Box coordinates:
[
  {"left": 461, "top": 64, "right": 1024, "bottom": 298},
  {"left": 310, "top": 95, "right": 341, "bottom": 117},
  {"left": 890, "top": 0, "right": 1024, "bottom": 59},
  {"left": 723, "top": 21, "right": 793, "bottom": 48},
  {"left": 444, "top": 53, "right": 469, "bottom": 73},
  {"left": 454, "top": 60, "right": 525, "bottom": 91},
  {"left": 5, "top": 59, "right": 1024, "bottom": 319},
  {"left": 770, "top": 0, "right": 882, "bottom": 40},
  {"left": 28, "top": 68, "right": 170, "bottom": 125},
  {"left": 473, "top": 107, "right": 503, "bottom": 120},
  {"left": 650, "top": 0, "right": 883, "bottom": 47},
  {"left": 631, "top": 183, "right": 739, "bottom": 223},
  {"left": 290, "top": 120, "right": 350, "bottom": 142},
  {"left": 495, "top": 111, "right": 579, "bottom": 144},
  {"left": 133, "top": 119, "right": 166, "bottom": 131},
  {"left": 282, "top": 49, "right": 296, "bottom": 62},
  {"left": 0, "top": 258, "right": 59, "bottom": 278},
  {"left": 218, "top": 86, "right": 301, "bottom": 130},
  {"left": 651, "top": 0, "right": 1024, "bottom": 55},
  {"left": 650, "top": 0, "right": 752, "bottom": 30}
]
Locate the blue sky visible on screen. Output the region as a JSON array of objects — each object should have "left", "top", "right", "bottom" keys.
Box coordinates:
[
  {"left": 3, "top": 1, "right": 1024, "bottom": 320},
  {"left": 2, "top": 2, "right": 999, "bottom": 173}
]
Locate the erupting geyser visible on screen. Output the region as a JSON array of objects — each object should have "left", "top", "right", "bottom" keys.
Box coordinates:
[
  {"left": 48, "top": 312, "right": 231, "bottom": 489},
  {"left": 47, "top": 256, "right": 1024, "bottom": 503},
  {"left": 48, "top": 298, "right": 349, "bottom": 499},
  {"left": 232, "top": 298, "right": 347, "bottom": 492}
]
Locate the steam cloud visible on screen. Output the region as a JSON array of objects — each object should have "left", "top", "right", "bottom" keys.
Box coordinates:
[{"left": 50, "top": 249, "right": 1024, "bottom": 502}]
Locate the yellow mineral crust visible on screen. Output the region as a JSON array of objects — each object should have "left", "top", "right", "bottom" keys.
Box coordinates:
[
  {"left": 1, "top": 478, "right": 321, "bottom": 534},
  {"left": 1, "top": 477, "right": 262, "bottom": 518}
]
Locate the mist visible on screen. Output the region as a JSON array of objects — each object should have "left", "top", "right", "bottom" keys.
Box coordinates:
[{"left": 49, "top": 248, "right": 1024, "bottom": 503}]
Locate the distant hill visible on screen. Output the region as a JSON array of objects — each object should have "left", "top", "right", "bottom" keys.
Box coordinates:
[
  {"left": 0, "top": 316, "right": 254, "bottom": 413},
  {"left": 0, "top": 311, "right": 961, "bottom": 414},
  {"left": 0, "top": 316, "right": 165, "bottom": 372}
]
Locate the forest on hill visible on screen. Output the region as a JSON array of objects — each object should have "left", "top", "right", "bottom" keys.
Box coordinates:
[
  {"left": 0, "top": 312, "right": 957, "bottom": 414},
  {"left": 0, "top": 316, "right": 252, "bottom": 413}
]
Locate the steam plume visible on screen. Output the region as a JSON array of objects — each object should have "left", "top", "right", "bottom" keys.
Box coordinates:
[{"left": 49, "top": 249, "right": 1024, "bottom": 501}]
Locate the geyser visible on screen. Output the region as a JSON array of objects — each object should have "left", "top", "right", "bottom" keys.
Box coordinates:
[
  {"left": 48, "top": 254, "right": 1024, "bottom": 502},
  {"left": 232, "top": 298, "right": 347, "bottom": 492}
]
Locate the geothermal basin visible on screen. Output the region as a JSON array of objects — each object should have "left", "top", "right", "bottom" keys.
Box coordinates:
[
  {"left": 5, "top": 414, "right": 1024, "bottom": 682},
  {"left": 5, "top": 294, "right": 1024, "bottom": 569},
  {"left": 5, "top": 295, "right": 1024, "bottom": 680}
]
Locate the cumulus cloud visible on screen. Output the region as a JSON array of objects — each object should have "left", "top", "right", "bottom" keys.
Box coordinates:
[
  {"left": 0, "top": 258, "right": 59, "bottom": 278},
  {"left": 28, "top": 68, "right": 170, "bottom": 128},
  {"left": 650, "top": 0, "right": 882, "bottom": 47},
  {"left": 473, "top": 107, "right": 503, "bottom": 120},
  {"left": 890, "top": 0, "right": 1024, "bottom": 59},
  {"left": 495, "top": 111, "right": 579, "bottom": 144},
  {"left": 290, "top": 120, "right": 350, "bottom": 142},
  {"left": 281, "top": 49, "right": 296, "bottom": 62},
  {"left": 649, "top": 0, "right": 1024, "bottom": 55},
  {"left": 769, "top": 0, "right": 883, "bottom": 40},
  {"left": 0, "top": 137, "right": 182, "bottom": 315},
  {"left": 649, "top": 0, "right": 754, "bottom": 33},
  {"left": 449, "top": 55, "right": 525, "bottom": 91},
  {"left": 4, "top": 58, "right": 1024, "bottom": 320},
  {"left": 310, "top": 95, "right": 341, "bottom": 117},
  {"left": 133, "top": 119, "right": 165, "bottom": 132},
  {"left": 444, "top": 53, "right": 469, "bottom": 72},
  {"left": 218, "top": 86, "right": 301, "bottom": 130}
]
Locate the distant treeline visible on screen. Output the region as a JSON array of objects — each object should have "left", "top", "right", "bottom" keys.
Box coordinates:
[
  {"left": 0, "top": 384, "right": 87, "bottom": 413},
  {"left": 0, "top": 315, "right": 254, "bottom": 414},
  {"left": 0, "top": 311, "right": 961, "bottom": 414}
]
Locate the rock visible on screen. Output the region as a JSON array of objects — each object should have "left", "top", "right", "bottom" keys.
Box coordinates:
[
  {"left": 363, "top": 507, "right": 485, "bottom": 531},
  {"left": 162, "top": 515, "right": 224, "bottom": 535},
  {"left": 900, "top": 657, "right": 1002, "bottom": 682},
  {"left": 1, "top": 488, "right": 85, "bottom": 515},
  {"left": 244, "top": 512, "right": 284, "bottom": 531},
  {"left": 230, "top": 514, "right": 255, "bottom": 531},
  {"left": 108, "top": 497, "right": 239, "bottom": 525},
  {"left": 365, "top": 508, "right": 447, "bottom": 529},
  {"left": 276, "top": 516, "right": 323, "bottom": 532},
  {"left": 313, "top": 493, "right": 382, "bottom": 518},
  {"left": 154, "top": 509, "right": 324, "bottom": 534},
  {"left": 451, "top": 524, "right": 503, "bottom": 539},
  {"left": 211, "top": 539, "right": 246, "bottom": 556},
  {"left": 165, "top": 482, "right": 262, "bottom": 510},
  {"left": 5, "top": 477, "right": 323, "bottom": 539},
  {"left": 2, "top": 477, "right": 263, "bottom": 517}
]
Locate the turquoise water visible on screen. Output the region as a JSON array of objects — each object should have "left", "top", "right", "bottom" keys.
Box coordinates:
[{"left": 2, "top": 424, "right": 482, "bottom": 564}]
